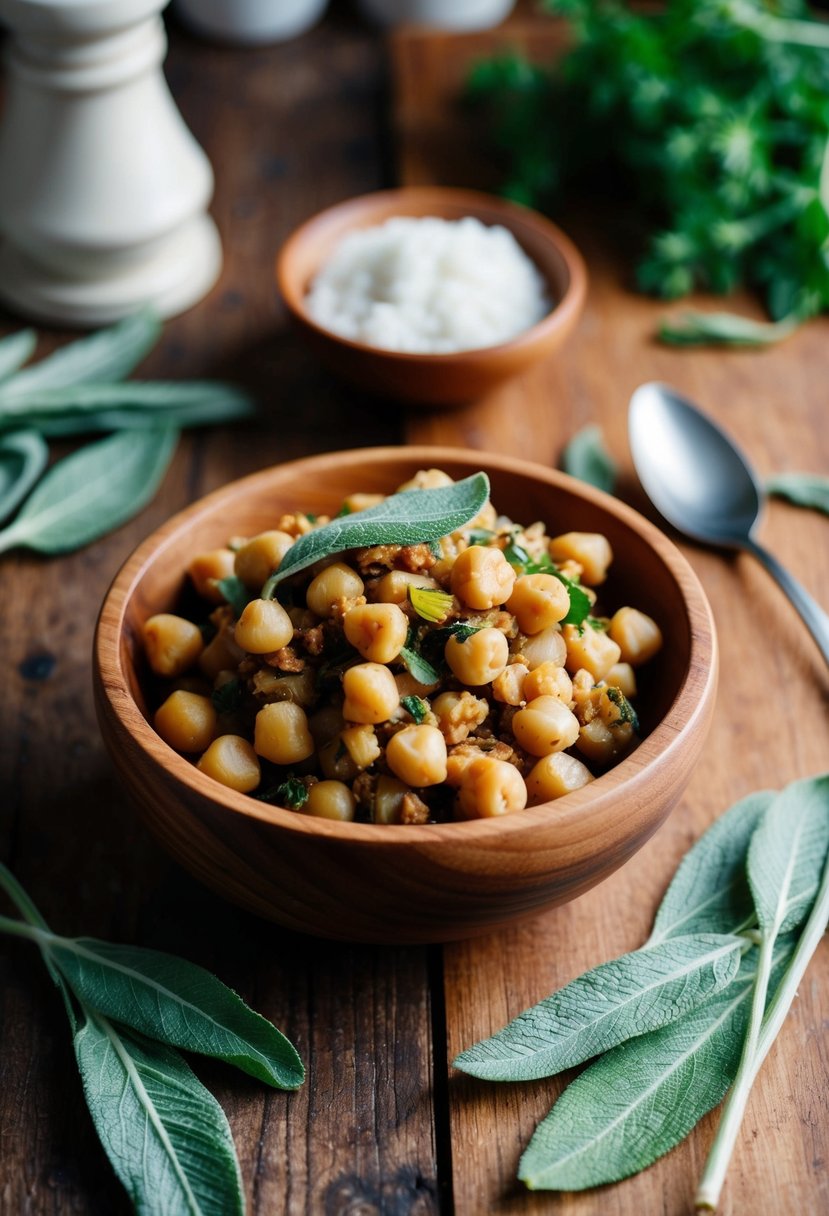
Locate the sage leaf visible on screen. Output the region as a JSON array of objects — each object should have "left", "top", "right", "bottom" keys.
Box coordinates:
[
  {"left": 561, "top": 425, "right": 617, "bottom": 494},
  {"left": 453, "top": 933, "right": 744, "bottom": 1082},
  {"left": 0, "top": 427, "right": 177, "bottom": 555},
  {"left": 12, "top": 394, "right": 254, "bottom": 438},
  {"left": 0, "top": 310, "right": 160, "bottom": 402},
  {"left": 217, "top": 576, "right": 255, "bottom": 618},
  {"left": 75, "top": 1013, "right": 244, "bottom": 1216},
  {"left": 399, "top": 644, "right": 441, "bottom": 686},
  {"left": 0, "top": 379, "right": 253, "bottom": 422},
  {"left": 262, "top": 473, "right": 490, "bottom": 596},
  {"left": 0, "top": 329, "right": 36, "bottom": 381},
  {"left": 658, "top": 311, "right": 800, "bottom": 347},
  {"left": 648, "top": 791, "right": 773, "bottom": 944},
  {"left": 747, "top": 774, "right": 829, "bottom": 936},
  {"left": 48, "top": 936, "right": 304, "bottom": 1090},
  {"left": 518, "top": 944, "right": 794, "bottom": 1192},
  {"left": 0, "top": 429, "right": 48, "bottom": 522},
  {"left": 766, "top": 472, "right": 829, "bottom": 517}
]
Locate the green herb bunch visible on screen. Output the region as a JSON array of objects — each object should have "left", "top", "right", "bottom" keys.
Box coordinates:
[
  {"left": 470, "top": 0, "right": 829, "bottom": 344},
  {"left": 454, "top": 773, "right": 829, "bottom": 1208}
]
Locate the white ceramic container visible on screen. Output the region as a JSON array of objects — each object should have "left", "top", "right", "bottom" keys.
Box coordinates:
[
  {"left": 175, "top": 0, "right": 328, "bottom": 44},
  {"left": 358, "top": 0, "right": 515, "bottom": 30},
  {"left": 0, "top": 0, "right": 221, "bottom": 325}
]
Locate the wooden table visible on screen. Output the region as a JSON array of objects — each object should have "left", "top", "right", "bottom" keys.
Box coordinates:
[{"left": 2, "top": 10, "right": 828, "bottom": 1215}]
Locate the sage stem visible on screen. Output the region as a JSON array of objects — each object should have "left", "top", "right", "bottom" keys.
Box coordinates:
[{"left": 0, "top": 860, "right": 51, "bottom": 929}]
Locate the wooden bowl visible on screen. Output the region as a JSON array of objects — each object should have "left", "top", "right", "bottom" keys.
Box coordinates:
[
  {"left": 94, "top": 448, "right": 717, "bottom": 944},
  {"left": 275, "top": 187, "right": 587, "bottom": 406}
]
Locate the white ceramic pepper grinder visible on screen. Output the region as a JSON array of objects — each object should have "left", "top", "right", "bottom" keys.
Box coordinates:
[{"left": 0, "top": 0, "right": 221, "bottom": 325}]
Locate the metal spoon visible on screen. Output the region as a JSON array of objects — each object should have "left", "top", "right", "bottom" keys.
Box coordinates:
[{"left": 628, "top": 381, "right": 829, "bottom": 668}]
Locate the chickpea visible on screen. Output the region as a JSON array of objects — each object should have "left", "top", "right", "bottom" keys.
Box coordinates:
[
  {"left": 188, "top": 549, "right": 236, "bottom": 603},
  {"left": 431, "top": 690, "right": 489, "bottom": 744},
  {"left": 445, "top": 627, "right": 508, "bottom": 686},
  {"left": 371, "top": 569, "right": 440, "bottom": 605},
  {"left": 457, "top": 758, "right": 527, "bottom": 819},
  {"left": 609, "top": 607, "right": 663, "bottom": 667},
  {"left": 341, "top": 492, "right": 385, "bottom": 513},
  {"left": 386, "top": 725, "right": 447, "bottom": 787},
  {"left": 525, "top": 752, "right": 594, "bottom": 805},
  {"left": 234, "top": 530, "right": 295, "bottom": 591},
  {"left": 523, "top": 661, "right": 573, "bottom": 704},
  {"left": 197, "top": 735, "right": 260, "bottom": 793},
  {"left": 374, "top": 774, "right": 409, "bottom": 824},
  {"left": 491, "top": 663, "right": 529, "bottom": 706},
  {"left": 306, "top": 562, "right": 364, "bottom": 618},
  {"left": 199, "top": 629, "right": 244, "bottom": 682},
  {"left": 154, "top": 690, "right": 216, "bottom": 753},
  {"left": 518, "top": 626, "right": 567, "bottom": 671},
  {"left": 512, "top": 696, "right": 580, "bottom": 756},
  {"left": 507, "top": 573, "right": 570, "bottom": 634},
  {"left": 143, "top": 614, "right": 203, "bottom": 678},
  {"left": 305, "top": 780, "right": 356, "bottom": 821},
  {"left": 562, "top": 623, "right": 621, "bottom": 682},
  {"left": 253, "top": 667, "right": 316, "bottom": 709},
  {"left": 340, "top": 723, "right": 381, "bottom": 769},
  {"left": 396, "top": 468, "right": 454, "bottom": 492},
  {"left": 450, "top": 545, "right": 516, "bottom": 610},
  {"left": 606, "top": 662, "right": 637, "bottom": 698},
  {"left": 342, "top": 663, "right": 399, "bottom": 724},
  {"left": 234, "top": 598, "right": 294, "bottom": 654},
  {"left": 344, "top": 602, "right": 408, "bottom": 663},
  {"left": 576, "top": 717, "right": 635, "bottom": 766},
  {"left": 548, "top": 532, "right": 613, "bottom": 586},
  {"left": 254, "top": 702, "right": 314, "bottom": 765}
]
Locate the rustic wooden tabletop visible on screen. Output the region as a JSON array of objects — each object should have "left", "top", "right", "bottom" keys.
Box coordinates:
[{"left": 1, "top": 9, "right": 828, "bottom": 1216}]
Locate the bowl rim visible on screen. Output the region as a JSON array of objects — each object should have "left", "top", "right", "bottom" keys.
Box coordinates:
[
  {"left": 275, "top": 186, "right": 588, "bottom": 364},
  {"left": 94, "top": 445, "right": 717, "bottom": 847}
]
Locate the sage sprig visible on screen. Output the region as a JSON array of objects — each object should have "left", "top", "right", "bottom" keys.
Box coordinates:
[
  {"left": 262, "top": 473, "right": 490, "bottom": 596},
  {"left": 0, "top": 429, "right": 48, "bottom": 522},
  {"left": 766, "top": 472, "right": 829, "bottom": 517},
  {"left": 454, "top": 774, "right": 829, "bottom": 1207},
  {"left": 0, "top": 328, "right": 37, "bottom": 381},
  {"left": 561, "top": 424, "right": 618, "bottom": 494},
  {"left": 0, "top": 861, "right": 303, "bottom": 1216}
]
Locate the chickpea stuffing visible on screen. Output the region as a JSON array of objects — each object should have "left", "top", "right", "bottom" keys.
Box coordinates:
[{"left": 144, "top": 470, "right": 662, "bottom": 821}]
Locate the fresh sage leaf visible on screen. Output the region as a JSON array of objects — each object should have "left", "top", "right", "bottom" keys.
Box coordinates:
[
  {"left": 217, "top": 576, "right": 255, "bottom": 618},
  {"left": 15, "top": 394, "right": 254, "bottom": 438},
  {"left": 0, "top": 429, "right": 48, "bottom": 523},
  {"left": 75, "top": 1013, "right": 244, "bottom": 1216},
  {"left": 262, "top": 473, "right": 490, "bottom": 596},
  {"left": 0, "top": 310, "right": 161, "bottom": 401},
  {"left": 401, "top": 695, "right": 429, "bottom": 724},
  {"left": 747, "top": 775, "right": 829, "bottom": 937},
  {"left": 0, "top": 427, "right": 177, "bottom": 555},
  {"left": 0, "top": 379, "right": 253, "bottom": 421},
  {"left": 0, "top": 329, "right": 36, "bottom": 381},
  {"left": 766, "top": 472, "right": 829, "bottom": 517},
  {"left": 555, "top": 570, "right": 591, "bottom": 628},
  {"left": 658, "top": 311, "right": 800, "bottom": 348},
  {"left": 49, "top": 936, "right": 304, "bottom": 1090},
  {"left": 648, "top": 791, "right": 773, "bottom": 944},
  {"left": 212, "top": 678, "right": 243, "bottom": 716},
  {"left": 453, "top": 933, "right": 744, "bottom": 1082},
  {"left": 399, "top": 645, "right": 441, "bottom": 687},
  {"left": 561, "top": 425, "right": 618, "bottom": 494}
]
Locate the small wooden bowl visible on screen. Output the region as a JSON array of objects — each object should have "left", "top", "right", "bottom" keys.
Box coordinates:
[
  {"left": 275, "top": 187, "right": 587, "bottom": 406},
  {"left": 94, "top": 448, "right": 717, "bottom": 944}
]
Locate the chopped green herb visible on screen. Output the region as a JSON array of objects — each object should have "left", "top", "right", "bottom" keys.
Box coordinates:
[
  {"left": 408, "top": 584, "right": 454, "bottom": 623},
  {"left": 401, "top": 695, "right": 429, "bottom": 724},
  {"left": 212, "top": 678, "right": 243, "bottom": 716},
  {"left": 217, "top": 576, "right": 255, "bottom": 618},
  {"left": 258, "top": 778, "right": 309, "bottom": 810},
  {"left": 334, "top": 503, "right": 352, "bottom": 518},
  {"left": 466, "top": 527, "right": 497, "bottom": 546},
  {"left": 587, "top": 616, "right": 609, "bottom": 632},
  {"left": 605, "top": 685, "right": 640, "bottom": 733},
  {"left": 503, "top": 536, "right": 532, "bottom": 569}
]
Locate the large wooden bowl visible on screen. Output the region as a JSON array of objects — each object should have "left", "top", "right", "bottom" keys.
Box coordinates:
[
  {"left": 94, "top": 447, "right": 717, "bottom": 944},
  {"left": 276, "top": 187, "right": 587, "bottom": 406}
]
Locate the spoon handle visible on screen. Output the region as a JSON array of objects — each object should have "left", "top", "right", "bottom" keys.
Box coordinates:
[{"left": 744, "top": 536, "right": 829, "bottom": 669}]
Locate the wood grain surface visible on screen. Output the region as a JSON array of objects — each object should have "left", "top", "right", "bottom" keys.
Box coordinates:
[{"left": 0, "top": 7, "right": 827, "bottom": 1216}]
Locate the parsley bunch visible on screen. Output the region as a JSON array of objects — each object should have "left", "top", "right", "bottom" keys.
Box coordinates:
[{"left": 470, "top": 0, "right": 829, "bottom": 343}]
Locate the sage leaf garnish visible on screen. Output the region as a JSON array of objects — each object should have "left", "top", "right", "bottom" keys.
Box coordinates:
[
  {"left": 454, "top": 933, "right": 745, "bottom": 1082},
  {"left": 0, "top": 862, "right": 303, "bottom": 1216},
  {"left": 658, "top": 311, "right": 799, "bottom": 348},
  {"left": 0, "top": 427, "right": 177, "bottom": 555},
  {"left": 0, "top": 428, "right": 48, "bottom": 523},
  {"left": 561, "top": 424, "right": 618, "bottom": 494},
  {"left": 399, "top": 644, "right": 441, "bottom": 687},
  {"left": 501, "top": 538, "right": 591, "bottom": 627},
  {"left": 408, "top": 584, "right": 454, "bottom": 623},
  {"left": 262, "top": 473, "right": 490, "bottom": 596},
  {"left": 258, "top": 777, "right": 309, "bottom": 810},
  {"left": 212, "top": 678, "right": 244, "bottom": 715},
  {"left": 401, "top": 695, "right": 429, "bottom": 724},
  {"left": 766, "top": 471, "right": 829, "bottom": 517},
  {"left": 217, "top": 575, "right": 255, "bottom": 618},
  {"left": 0, "top": 380, "right": 253, "bottom": 424},
  {"left": 75, "top": 1016, "right": 244, "bottom": 1216},
  {"left": 0, "top": 328, "right": 36, "bottom": 381},
  {"left": 15, "top": 392, "right": 253, "bottom": 438}
]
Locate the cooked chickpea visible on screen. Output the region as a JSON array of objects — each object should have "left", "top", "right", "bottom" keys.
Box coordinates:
[
  {"left": 606, "top": 662, "right": 637, "bottom": 698},
  {"left": 445, "top": 627, "right": 509, "bottom": 686},
  {"left": 371, "top": 569, "right": 440, "bottom": 605},
  {"left": 305, "top": 780, "right": 356, "bottom": 821},
  {"left": 548, "top": 532, "right": 613, "bottom": 586},
  {"left": 431, "top": 690, "right": 489, "bottom": 744},
  {"left": 306, "top": 562, "right": 364, "bottom": 618},
  {"left": 234, "top": 598, "right": 294, "bottom": 654},
  {"left": 234, "top": 530, "right": 295, "bottom": 591},
  {"left": 492, "top": 662, "right": 529, "bottom": 705},
  {"left": 154, "top": 690, "right": 216, "bottom": 753},
  {"left": 374, "top": 774, "right": 409, "bottom": 824},
  {"left": 187, "top": 549, "right": 236, "bottom": 602},
  {"left": 199, "top": 629, "right": 244, "bottom": 681},
  {"left": 450, "top": 545, "right": 516, "bottom": 610},
  {"left": 253, "top": 667, "right": 316, "bottom": 708},
  {"left": 507, "top": 573, "right": 570, "bottom": 634},
  {"left": 576, "top": 717, "right": 635, "bottom": 766},
  {"left": 525, "top": 752, "right": 594, "bottom": 805},
  {"left": 342, "top": 491, "right": 385, "bottom": 513},
  {"left": 340, "top": 723, "right": 381, "bottom": 769},
  {"left": 197, "top": 735, "right": 260, "bottom": 793},
  {"left": 457, "top": 758, "right": 527, "bottom": 819},
  {"left": 518, "top": 626, "right": 567, "bottom": 670},
  {"left": 512, "top": 695, "right": 580, "bottom": 756},
  {"left": 143, "top": 614, "right": 203, "bottom": 677},
  {"left": 523, "top": 661, "right": 573, "bottom": 704},
  {"left": 562, "top": 622, "right": 622, "bottom": 681},
  {"left": 609, "top": 607, "right": 663, "bottom": 666},
  {"left": 342, "top": 663, "right": 399, "bottom": 724},
  {"left": 386, "top": 725, "right": 447, "bottom": 786},
  {"left": 344, "top": 602, "right": 408, "bottom": 663},
  {"left": 396, "top": 468, "right": 454, "bottom": 492},
  {"left": 254, "top": 702, "right": 314, "bottom": 765}
]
